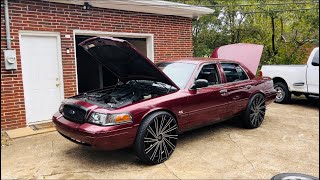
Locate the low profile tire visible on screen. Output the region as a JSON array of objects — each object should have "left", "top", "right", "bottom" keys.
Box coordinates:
[
  {"left": 271, "top": 173, "right": 318, "bottom": 180},
  {"left": 274, "top": 82, "right": 291, "bottom": 104},
  {"left": 242, "top": 93, "right": 266, "bottom": 129},
  {"left": 134, "top": 111, "right": 178, "bottom": 165}
]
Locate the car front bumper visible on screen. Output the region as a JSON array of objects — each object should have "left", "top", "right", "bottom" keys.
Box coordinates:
[{"left": 52, "top": 114, "right": 138, "bottom": 151}]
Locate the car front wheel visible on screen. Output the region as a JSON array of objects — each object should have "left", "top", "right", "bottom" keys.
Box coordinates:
[
  {"left": 134, "top": 111, "right": 178, "bottom": 164},
  {"left": 242, "top": 93, "right": 266, "bottom": 129}
]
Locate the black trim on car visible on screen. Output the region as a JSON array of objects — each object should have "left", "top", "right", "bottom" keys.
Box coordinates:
[{"left": 58, "top": 132, "right": 91, "bottom": 146}]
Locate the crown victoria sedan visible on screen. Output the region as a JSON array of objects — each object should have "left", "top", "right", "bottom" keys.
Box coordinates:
[{"left": 53, "top": 37, "right": 276, "bottom": 164}]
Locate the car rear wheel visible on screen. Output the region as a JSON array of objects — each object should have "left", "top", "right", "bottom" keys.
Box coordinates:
[
  {"left": 134, "top": 111, "right": 178, "bottom": 164},
  {"left": 242, "top": 93, "right": 266, "bottom": 129},
  {"left": 274, "top": 82, "right": 291, "bottom": 103}
]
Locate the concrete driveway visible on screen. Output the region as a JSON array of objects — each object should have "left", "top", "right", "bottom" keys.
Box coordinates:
[{"left": 1, "top": 98, "right": 319, "bottom": 179}]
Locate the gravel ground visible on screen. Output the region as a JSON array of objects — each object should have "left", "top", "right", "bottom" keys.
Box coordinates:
[{"left": 1, "top": 98, "right": 319, "bottom": 179}]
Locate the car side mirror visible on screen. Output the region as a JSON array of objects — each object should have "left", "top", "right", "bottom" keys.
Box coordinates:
[
  {"left": 191, "top": 79, "right": 209, "bottom": 90},
  {"left": 312, "top": 61, "right": 319, "bottom": 66}
]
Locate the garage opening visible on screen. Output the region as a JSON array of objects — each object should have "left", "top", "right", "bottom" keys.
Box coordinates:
[{"left": 75, "top": 35, "right": 148, "bottom": 93}]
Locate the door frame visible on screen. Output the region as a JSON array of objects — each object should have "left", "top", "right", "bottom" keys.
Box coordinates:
[
  {"left": 19, "top": 31, "right": 64, "bottom": 125},
  {"left": 73, "top": 30, "right": 154, "bottom": 94}
]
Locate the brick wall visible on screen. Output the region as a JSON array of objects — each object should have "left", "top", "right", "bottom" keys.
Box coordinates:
[{"left": 0, "top": 0, "right": 193, "bottom": 130}]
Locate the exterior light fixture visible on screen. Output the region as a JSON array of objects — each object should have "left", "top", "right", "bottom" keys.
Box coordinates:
[{"left": 83, "top": 2, "right": 92, "bottom": 10}]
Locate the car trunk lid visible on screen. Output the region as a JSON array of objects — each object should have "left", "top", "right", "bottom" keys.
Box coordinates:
[
  {"left": 211, "top": 43, "right": 264, "bottom": 74},
  {"left": 79, "top": 37, "right": 179, "bottom": 89}
]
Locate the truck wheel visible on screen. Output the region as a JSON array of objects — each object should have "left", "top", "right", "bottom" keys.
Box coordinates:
[
  {"left": 134, "top": 111, "right": 178, "bottom": 164},
  {"left": 242, "top": 93, "right": 266, "bottom": 129},
  {"left": 274, "top": 82, "right": 291, "bottom": 103}
]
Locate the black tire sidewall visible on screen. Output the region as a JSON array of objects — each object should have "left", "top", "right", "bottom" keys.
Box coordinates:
[{"left": 134, "top": 111, "right": 177, "bottom": 165}]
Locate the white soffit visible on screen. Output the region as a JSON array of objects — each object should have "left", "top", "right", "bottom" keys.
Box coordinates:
[{"left": 44, "top": 0, "right": 214, "bottom": 18}]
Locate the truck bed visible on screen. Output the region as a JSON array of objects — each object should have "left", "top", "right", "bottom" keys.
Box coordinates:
[{"left": 261, "top": 65, "right": 307, "bottom": 93}]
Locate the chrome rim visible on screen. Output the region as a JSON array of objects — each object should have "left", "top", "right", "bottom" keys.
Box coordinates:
[
  {"left": 249, "top": 95, "right": 266, "bottom": 127},
  {"left": 281, "top": 176, "right": 311, "bottom": 180},
  {"left": 275, "top": 86, "right": 285, "bottom": 101},
  {"left": 144, "top": 114, "right": 178, "bottom": 163}
]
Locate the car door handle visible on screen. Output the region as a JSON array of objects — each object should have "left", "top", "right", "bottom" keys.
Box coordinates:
[
  {"left": 233, "top": 95, "right": 240, "bottom": 100},
  {"left": 220, "top": 89, "right": 228, "bottom": 94},
  {"left": 245, "top": 85, "right": 252, "bottom": 89}
]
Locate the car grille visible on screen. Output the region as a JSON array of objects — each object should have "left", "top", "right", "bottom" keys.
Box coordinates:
[{"left": 62, "top": 104, "right": 87, "bottom": 124}]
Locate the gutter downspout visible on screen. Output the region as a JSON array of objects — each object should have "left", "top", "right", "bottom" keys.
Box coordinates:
[{"left": 4, "top": 0, "right": 11, "bottom": 49}]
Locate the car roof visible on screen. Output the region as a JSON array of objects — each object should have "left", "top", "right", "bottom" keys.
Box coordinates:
[{"left": 157, "top": 57, "right": 240, "bottom": 65}]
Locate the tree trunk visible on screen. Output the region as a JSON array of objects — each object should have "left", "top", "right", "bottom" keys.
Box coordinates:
[{"left": 271, "top": 16, "right": 277, "bottom": 55}]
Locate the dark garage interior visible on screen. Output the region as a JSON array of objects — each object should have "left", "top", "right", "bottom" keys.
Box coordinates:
[{"left": 75, "top": 35, "right": 148, "bottom": 93}]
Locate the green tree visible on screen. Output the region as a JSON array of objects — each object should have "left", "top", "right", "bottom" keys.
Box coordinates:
[{"left": 169, "top": 0, "right": 319, "bottom": 65}]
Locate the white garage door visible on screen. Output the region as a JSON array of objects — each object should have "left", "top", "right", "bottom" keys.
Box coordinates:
[{"left": 20, "top": 33, "right": 64, "bottom": 124}]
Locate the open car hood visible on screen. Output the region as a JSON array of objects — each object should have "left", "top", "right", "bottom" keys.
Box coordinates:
[
  {"left": 79, "top": 37, "right": 179, "bottom": 89},
  {"left": 211, "top": 43, "right": 264, "bottom": 74}
]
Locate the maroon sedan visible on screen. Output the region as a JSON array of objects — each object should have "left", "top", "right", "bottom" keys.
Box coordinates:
[{"left": 53, "top": 37, "right": 276, "bottom": 164}]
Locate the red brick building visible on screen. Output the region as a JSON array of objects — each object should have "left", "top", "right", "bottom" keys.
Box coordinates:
[{"left": 1, "top": 0, "right": 212, "bottom": 130}]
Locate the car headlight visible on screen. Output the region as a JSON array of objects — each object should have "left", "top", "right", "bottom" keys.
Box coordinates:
[{"left": 88, "top": 112, "right": 132, "bottom": 126}]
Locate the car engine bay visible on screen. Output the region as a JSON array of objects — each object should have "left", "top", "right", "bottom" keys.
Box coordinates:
[{"left": 74, "top": 81, "right": 177, "bottom": 109}]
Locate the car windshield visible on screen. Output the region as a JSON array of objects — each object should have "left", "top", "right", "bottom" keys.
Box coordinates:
[{"left": 156, "top": 62, "right": 197, "bottom": 89}]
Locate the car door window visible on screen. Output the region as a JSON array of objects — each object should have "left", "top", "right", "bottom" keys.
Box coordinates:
[
  {"left": 196, "top": 64, "right": 220, "bottom": 86},
  {"left": 221, "top": 63, "right": 249, "bottom": 83},
  {"left": 312, "top": 49, "right": 319, "bottom": 66}
]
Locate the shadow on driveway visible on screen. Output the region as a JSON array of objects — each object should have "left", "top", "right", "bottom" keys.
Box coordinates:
[
  {"left": 289, "top": 97, "right": 319, "bottom": 109},
  {"left": 61, "top": 116, "right": 244, "bottom": 166}
]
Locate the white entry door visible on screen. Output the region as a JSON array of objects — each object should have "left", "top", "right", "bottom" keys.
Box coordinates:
[{"left": 20, "top": 33, "right": 64, "bottom": 124}]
